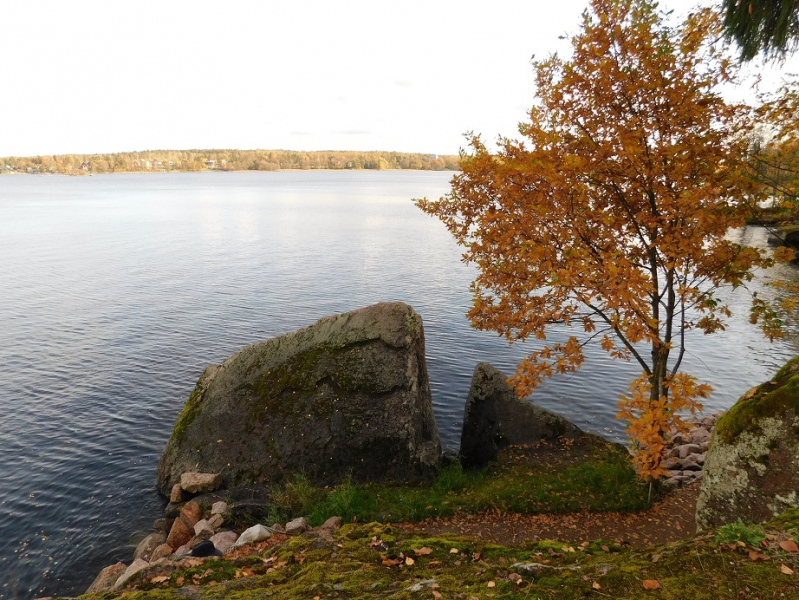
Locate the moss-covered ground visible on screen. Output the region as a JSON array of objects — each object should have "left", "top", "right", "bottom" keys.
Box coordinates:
[{"left": 74, "top": 508, "right": 799, "bottom": 599}]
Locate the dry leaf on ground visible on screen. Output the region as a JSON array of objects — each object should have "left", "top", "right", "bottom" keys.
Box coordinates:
[{"left": 643, "top": 579, "right": 662, "bottom": 590}]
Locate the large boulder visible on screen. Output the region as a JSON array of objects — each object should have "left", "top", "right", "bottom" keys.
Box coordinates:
[
  {"left": 460, "top": 363, "right": 586, "bottom": 468},
  {"left": 696, "top": 357, "right": 799, "bottom": 531},
  {"left": 157, "top": 302, "right": 441, "bottom": 494}
]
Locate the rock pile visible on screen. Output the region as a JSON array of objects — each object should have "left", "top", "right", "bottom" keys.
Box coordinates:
[
  {"left": 660, "top": 411, "right": 724, "bottom": 490},
  {"left": 84, "top": 502, "right": 343, "bottom": 594}
]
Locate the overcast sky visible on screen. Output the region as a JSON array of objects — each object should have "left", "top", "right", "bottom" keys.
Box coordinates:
[{"left": 1, "top": 0, "right": 797, "bottom": 157}]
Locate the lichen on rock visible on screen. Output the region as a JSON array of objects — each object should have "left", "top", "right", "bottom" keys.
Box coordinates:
[{"left": 695, "top": 356, "right": 799, "bottom": 531}]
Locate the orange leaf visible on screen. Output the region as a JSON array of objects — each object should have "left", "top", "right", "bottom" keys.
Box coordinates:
[
  {"left": 642, "top": 579, "right": 662, "bottom": 590},
  {"left": 781, "top": 564, "right": 795, "bottom": 575},
  {"left": 779, "top": 540, "right": 799, "bottom": 553},
  {"left": 405, "top": 556, "right": 415, "bottom": 566},
  {"left": 592, "top": 581, "right": 602, "bottom": 589},
  {"left": 414, "top": 547, "right": 433, "bottom": 556},
  {"left": 150, "top": 575, "right": 169, "bottom": 584}
]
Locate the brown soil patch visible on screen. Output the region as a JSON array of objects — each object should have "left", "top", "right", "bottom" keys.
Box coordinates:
[{"left": 400, "top": 481, "right": 701, "bottom": 549}]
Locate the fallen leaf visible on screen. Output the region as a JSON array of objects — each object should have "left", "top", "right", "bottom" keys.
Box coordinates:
[
  {"left": 749, "top": 551, "right": 770, "bottom": 561},
  {"left": 429, "top": 560, "right": 441, "bottom": 567},
  {"left": 643, "top": 579, "right": 662, "bottom": 590},
  {"left": 592, "top": 581, "right": 602, "bottom": 590},
  {"left": 509, "top": 573, "right": 522, "bottom": 584},
  {"left": 651, "top": 553, "right": 661, "bottom": 563},
  {"left": 473, "top": 552, "right": 481, "bottom": 561},
  {"left": 450, "top": 548, "right": 459, "bottom": 554},
  {"left": 779, "top": 540, "right": 799, "bottom": 553},
  {"left": 781, "top": 564, "right": 795, "bottom": 575},
  {"left": 382, "top": 558, "right": 401, "bottom": 567},
  {"left": 405, "top": 556, "right": 415, "bottom": 566},
  {"left": 601, "top": 545, "right": 610, "bottom": 552},
  {"left": 150, "top": 575, "right": 169, "bottom": 584},
  {"left": 175, "top": 576, "right": 184, "bottom": 585},
  {"left": 432, "top": 592, "right": 443, "bottom": 600},
  {"left": 487, "top": 581, "right": 496, "bottom": 588},
  {"left": 414, "top": 547, "right": 433, "bottom": 556}
]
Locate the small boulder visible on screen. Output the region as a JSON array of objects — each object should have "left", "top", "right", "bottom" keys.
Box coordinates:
[
  {"left": 86, "top": 562, "right": 126, "bottom": 594},
  {"left": 269, "top": 523, "right": 286, "bottom": 534},
  {"left": 459, "top": 362, "right": 586, "bottom": 468},
  {"left": 210, "top": 531, "right": 238, "bottom": 554},
  {"left": 153, "top": 518, "right": 174, "bottom": 534},
  {"left": 115, "top": 558, "right": 149, "bottom": 589},
  {"left": 678, "top": 443, "right": 703, "bottom": 459},
  {"left": 193, "top": 519, "right": 215, "bottom": 540},
  {"left": 180, "top": 501, "right": 202, "bottom": 527},
  {"left": 150, "top": 543, "right": 173, "bottom": 562},
  {"left": 169, "top": 483, "right": 183, "bottom": 503},
  {"left": 180, "top": 472, "right": 222, "bottom": 494},
  {"left": 211, "top": 501, "right": 228, "bottom": 515},
  {"left": 320, "top": 516, "right": 343, "bottom": 530},
  {"left": 285, "top": 517, "right": 309, "bottom": 535},
  {"left": 165, "top": 516, "right": 193, "bottom": 549},
  {"left": 133, "top": 532, "right": 166, "bottom": 562},
  {"left": 696, "top": 356, "right": 799, "bottom": 531},
  {"left": 233, "top": 524, "right": 272, "bottom": 547},
  {"left": 208, "top": 513, "right": 224, "bottom": 531},
  {"left": 688, "top": 427, "right": 711, "bottom": 444}
]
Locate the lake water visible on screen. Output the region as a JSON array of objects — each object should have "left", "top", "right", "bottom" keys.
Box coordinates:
[{"left": 0, "top": 171, "right": 797, "bottom": 598}]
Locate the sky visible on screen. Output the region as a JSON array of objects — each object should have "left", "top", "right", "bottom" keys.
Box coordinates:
[{"left": 1, "top": 0, "right": 797, "bottom": 158}]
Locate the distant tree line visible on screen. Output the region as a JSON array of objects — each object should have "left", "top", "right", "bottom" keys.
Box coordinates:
[{"left": 0, "top": 149, "right": 460, "bottom": 175}]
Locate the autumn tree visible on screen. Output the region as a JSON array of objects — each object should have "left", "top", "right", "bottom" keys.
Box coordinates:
[
  {"left": 416, "top": 0, "right": 790, "bottom": 481},
  {"left": 721, "top": 0, "right": 799, "bottom": 61}
]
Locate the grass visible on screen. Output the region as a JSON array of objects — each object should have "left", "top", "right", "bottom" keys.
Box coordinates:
[{"left": 265, "top": 439, "right": 649, "bottom": 526}]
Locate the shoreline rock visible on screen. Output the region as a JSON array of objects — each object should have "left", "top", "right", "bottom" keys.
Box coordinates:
[{"left": 157, "top": 302, "right": 441, "bottom": 494}]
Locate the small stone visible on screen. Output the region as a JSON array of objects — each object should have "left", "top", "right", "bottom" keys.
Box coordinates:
[
  {"left": 193, "top": 519, "right": 215, "bottom": 540},
  {"left": 688, "top": 427, "right": 711, "bottom": 444},
  {"left": 170, "top": 483, "right": 183, "bottom": 503},
  {"left": 678, "top": 458, "right": 702, "bottom": 472},
  {"left": 320, "top": 516, "right": 343, "bottom": 530},
  {"left": 208, "top": 513, "right": 224, "bottom": 530},
  {"left": 678, "top": 444, "right": 703, "bottom": 459},
  {"left": 180, "top": 501, "right": 202, "bottom": 527},
  {"left": 86, "top": 562, "right": 126, "bottom": 594},
  {"left": 180, "top": 472, "right": 223, "bottom": 494},
  {"left": 133, "top": 532, "right": 166, "bottom": 562},
  {"left": 150, "top": 543, "right": 173, "bottom": 562},
  {"left": 686, "top": 452, "right": 706, "bottom": 465},
  {"left": 211, "top": 501, "right": 228, "bottom": 515},
  {"left": 269, "top": 523, "right": 286, "bottom": 534},
  {"left": 166, "top": 517, "right": 193, "bottom": 549},
  {"left": 153, "top": 518, "right": 174, "bottom": 534},
  {"left": 115, "top": 558, "right": 149, "bottom": 589},
  {"left": 210, "top": 531, "right": 238, "bottom": 554},
  {"left": 285, "top": 516, "right": 309, "bottom": 535}
]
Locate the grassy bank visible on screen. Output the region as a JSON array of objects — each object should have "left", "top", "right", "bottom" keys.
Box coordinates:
[{"left": 267, "top": 438, "right": 649, "bottom": 527}]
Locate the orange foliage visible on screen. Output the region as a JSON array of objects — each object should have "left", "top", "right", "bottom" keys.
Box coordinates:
[{"left": 416, "top": 0, "right": 789, "bottom": 480}]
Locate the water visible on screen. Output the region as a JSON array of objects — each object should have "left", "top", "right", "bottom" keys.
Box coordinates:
[{"left": 0, "top": 171, "right": 796, "bottom": 598}]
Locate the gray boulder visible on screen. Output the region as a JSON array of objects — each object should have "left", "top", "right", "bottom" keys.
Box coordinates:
[
  {"left": 157, "top": 302, "right": 441, "bottom": 494},
  {"left": 696, "top": 356, "right": 799, "bottom": 531},
  {"left": 459, "top": 363, "right": 585, "bottom": 468}
]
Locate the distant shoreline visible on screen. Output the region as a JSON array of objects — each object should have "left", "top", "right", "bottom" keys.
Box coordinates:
[{"left": 0, "top": 149, "right": 460, "bottom": 177}]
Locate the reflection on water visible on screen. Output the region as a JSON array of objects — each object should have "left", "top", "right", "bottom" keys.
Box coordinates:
[{"left": 0, "top": 171, "right": 797, "bottom": 598}]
